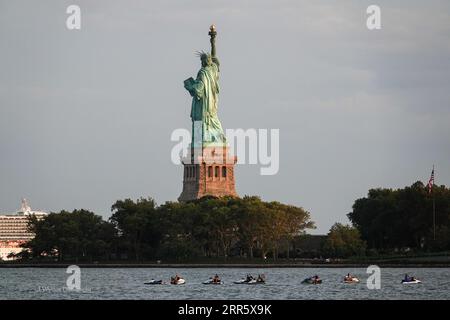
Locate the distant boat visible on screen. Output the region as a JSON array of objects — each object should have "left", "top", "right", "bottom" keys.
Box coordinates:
[
  {"left": 144, "top": 279, "right": 164, "bottom": 285},
  {"left": 246, "top": 278, "right": 265, "bottom": 285},
  {"left": 234, "top": 274, "right": 265, "bottom": 284},
  {"left": 302, "top": 277, "right": 322, "bottom": 284},
  {"left": 402, "top": 278, "right": 421, "bottom": 284},
  {"left": 402, "top": 275, "right": 421, "bottom": 284},
  {"left": 203, "top": 279, "right": 223, "bottom": 285},
  {"left": 344, "top": 275, "right": 360, "bottom": 283},
  {"left": 170, "top": 276, "right": 186, "bottom": 285}
]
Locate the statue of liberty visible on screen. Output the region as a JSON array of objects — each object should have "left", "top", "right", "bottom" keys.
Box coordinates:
[
  {"left": 184, "top": 25, "right": 226, "bottom": 147},
  {"left": 178, "top": 25, "right": 238, "bottom": 201}
]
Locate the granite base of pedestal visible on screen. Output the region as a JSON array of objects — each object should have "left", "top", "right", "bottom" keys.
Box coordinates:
[{"left": 178, "top": 146, "right": 238, "bottom": 201}]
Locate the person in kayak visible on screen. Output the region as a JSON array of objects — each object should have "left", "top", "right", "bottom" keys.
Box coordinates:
[
  {"left": 313, "top": 275, "right": 320, "bottom": 283},
  {"left": 245, "top": 274, "right": 253, "bottom": 282},
  {"left": 213, "top": 274, "right": 220, "bottom": 283}
]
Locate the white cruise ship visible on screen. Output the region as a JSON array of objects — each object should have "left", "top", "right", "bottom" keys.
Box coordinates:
[{"left": 0, "top": 199, "right": 48, "bottom": 261}]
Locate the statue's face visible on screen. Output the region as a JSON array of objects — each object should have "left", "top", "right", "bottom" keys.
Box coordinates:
[
  {"left": 201, "top": 58, "right": 207, "bottom": 67},
  {"left": 201, "top": 54, "right": 211, "bottom": 67}
]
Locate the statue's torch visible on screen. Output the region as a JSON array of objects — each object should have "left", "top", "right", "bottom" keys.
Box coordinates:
[
  {"left": 208, "top": 24, "right": 217, "bottom": 39},
  {"left": 209, "top": 24, "right": 217, "bottom": 57}
]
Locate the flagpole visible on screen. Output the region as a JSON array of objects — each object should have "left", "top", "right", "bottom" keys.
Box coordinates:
[
  {"left": 433, "top": 165, "right": 436, "bottom": 241},
  {"left": 433, "top": 193, "right": 436, "bottom": 240}
]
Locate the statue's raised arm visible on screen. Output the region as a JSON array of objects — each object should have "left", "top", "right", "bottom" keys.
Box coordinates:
[
  {"left": 209, "top": 25, "right": 219, "bottom": 68},
  {"left": 209, "top": 25, "right": 217, "bottom": 58}
]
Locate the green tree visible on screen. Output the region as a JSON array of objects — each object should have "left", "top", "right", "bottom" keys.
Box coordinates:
[
  {"left": 322, "top": 223, "right": 366, "bottom": 258},
  {"left": 22, "top": 195, "right": 316, "bottom": 262},
  {"left": 348, "top": 181, "right": 450, "bottom": 251},
  {"left": 110, "top": 197, "right": 159, "bottom": 261},
  {"left": 25, "top": 210, "right": 117, "bottom": 261}
]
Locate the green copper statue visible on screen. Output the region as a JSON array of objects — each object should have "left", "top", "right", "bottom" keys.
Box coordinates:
[{"left": 184, "top": 25, "right": 226, "bottom": 147}]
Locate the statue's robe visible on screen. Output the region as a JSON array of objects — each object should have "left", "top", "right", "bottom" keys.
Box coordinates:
[{"left": 185, "top": 58, "right": 225, "bottom": 145}]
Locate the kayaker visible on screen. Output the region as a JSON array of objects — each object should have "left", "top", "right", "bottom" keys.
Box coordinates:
[{"left": 313, "top": 275, "right": 320, "bottom": 283}]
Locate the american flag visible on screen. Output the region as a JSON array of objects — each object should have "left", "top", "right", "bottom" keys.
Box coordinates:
[{"left": 427, "top": 167, "right": 434, "bottom": 193}]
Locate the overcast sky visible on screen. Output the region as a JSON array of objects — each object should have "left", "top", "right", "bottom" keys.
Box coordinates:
[{"left": 1, "top": 0, "right": 449, "bottom": 233}]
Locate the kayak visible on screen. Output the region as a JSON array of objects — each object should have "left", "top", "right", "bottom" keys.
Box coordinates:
[
  {"left": 402, "top": 279, "right": 421, "bottom": 284},
  {"left": 203, "top": 279, "right": 223, "bottom": 285},
  {"left": 144, "top": 279, "right": 164, "bottom": 285},
  {"left": 233, "top": 278, "right": 265, "bottom": 284},
  {"left": 344, "top": 277, "right": 360, "bottom": 283},
  {"left": 170, "top": 278, "right": 186, "bottom": 285},
  {"left": 233, "top": 278, "right": 250, "bottom": 284},
  {"left": 302, "top": 278, "right": 322, "bottom": 284},
  {"left": 247, "top": 279, "right": 265, "bottom": 285}
]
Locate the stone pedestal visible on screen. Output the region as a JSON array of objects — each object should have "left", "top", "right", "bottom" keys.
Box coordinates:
[{"left": 178, "top": 145, "right": 238, "bottom": 201}]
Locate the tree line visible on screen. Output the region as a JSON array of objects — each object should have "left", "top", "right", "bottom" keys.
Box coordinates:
[
  {"left": 13, "top": 180, "right": 450, "bottom": 262},
  {"left": 19, "top": 196, "right": 315, "bottom": 262},
  {"left": 347, "top": 181, "right": 450, "bottom": 252},
  {"left": 320, "top": 181, "right": 450, "bottom": 259}
]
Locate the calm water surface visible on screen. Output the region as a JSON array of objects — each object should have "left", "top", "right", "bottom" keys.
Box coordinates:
[{"left": 0, "top": 268, "right": 449, "bottom": 300}]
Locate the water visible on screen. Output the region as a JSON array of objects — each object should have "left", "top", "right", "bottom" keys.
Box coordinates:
[{"left": 0, "top": 268, "right": 448, "bottom": 300}]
